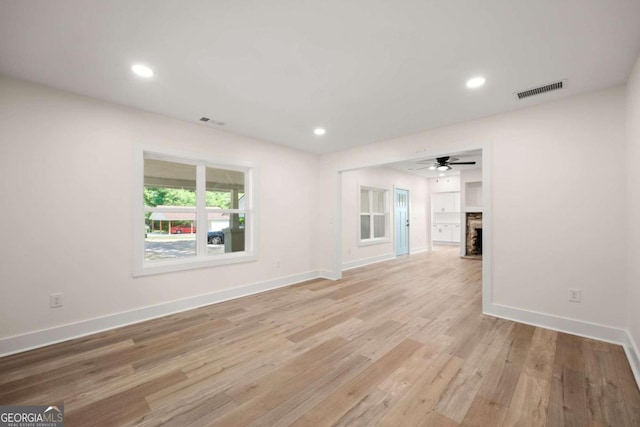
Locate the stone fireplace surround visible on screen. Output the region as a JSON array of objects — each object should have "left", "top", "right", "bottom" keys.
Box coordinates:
[{"left": 465, "top": 212, "right": 482, "bottom": 257}]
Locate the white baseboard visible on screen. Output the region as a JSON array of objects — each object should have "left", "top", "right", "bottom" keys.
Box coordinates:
[
  {"left": 0, "top": 270, "right": 322, "bottom": 357},
  {"left": 485, "top": 303, "right": 627, "bottom": 344},
  {"left": 342, "top": 253, "right": 395, "bottom": 271},
  {"left": 410, "top": 246, "right": 430, "bottom": 255},
  {"left": 624, "top": 330, "right": 640, "bottom": 389},
  {"left": 317, "top": 269, "right": 341, "bottom": 280},
  {"left": 486, "top": 302, "right": 640, "bottom": 390}
]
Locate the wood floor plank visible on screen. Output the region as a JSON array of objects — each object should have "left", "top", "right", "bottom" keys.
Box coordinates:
[
  {"left": 285, "top": 308, "right": 359, "bottom": 343},
  {"left": 377, "top": 352, "right": 463, "bottom": 426},
  {"left": 460, "top": 395, "right": 507, "bottom": 426},
  {"left": 226, "top": 336, "right": 348, "bottom": 404},
  {"left": 477, "top": 322, "right": 534, "bottom": 407},
  {"left": 0, "top": 246, "right": 638, "bottom": 426},
  {"left": 521, "top": 327, "right": 557, "bottom": 382},
  {"left": 255, "top": 353, "right": 372, "bottom": 427},
  {"left": 546, "top": 364, "right": 589, "bottom": 427},
  {"left": 502, "top": 374, "right": 550, "bottom": 427},
  {"left": 555, "top": 332, "right": 586, "bottom": 372},
  {"left": 435, "top": 319, "right": 514, "bottom": 422},
  {"left": 332, "top": 388, "right": 393, "bottom": 427},
  {"left": 65, "top": 369, "right": 187, "bottom": 426},
  {"left": 583, "top": 345, "right": 632, "bottom": 426},
  {"left": 611, "top": 348, "right": 640, "bottom": 425},
  {"left": 291, "top": 338, "right": 423, "bottom": 426},
  {"left": 136, "top": 391, "right": 235, "bottom": 426}
]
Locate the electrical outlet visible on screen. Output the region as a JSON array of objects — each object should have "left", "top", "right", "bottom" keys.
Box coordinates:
[
  {"left": 50, "top": 293, "right": 63, "bottom": 308},
  {"left": 275, "top": 260, "right": 280, "bottom": 268},
  {"left": 347, "top": 249, "right": 352, "bottom": 255},
  {"left": 568, "top": 289, "right": 581, "bottom": 303}
]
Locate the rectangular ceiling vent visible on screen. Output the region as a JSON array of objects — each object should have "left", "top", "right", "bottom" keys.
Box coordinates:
[{"left": 515, "top": 79, "right": 567, "bottom": 100}]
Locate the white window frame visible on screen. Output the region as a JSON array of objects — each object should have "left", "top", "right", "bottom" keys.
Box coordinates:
[
  {"left": 133, "top": 146, "right": 258, "bottom": 276},
  {"left": 358, "top": 186, "right": 390, "bottom": 246}
]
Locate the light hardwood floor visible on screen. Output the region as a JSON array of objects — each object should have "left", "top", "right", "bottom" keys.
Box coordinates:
[{"left": 1, "top": 246, "right": 639, "bottom": 426}]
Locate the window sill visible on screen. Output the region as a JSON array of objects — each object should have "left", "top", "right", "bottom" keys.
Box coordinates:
[
  {"left": 358, "top": 238, "right": 391, "bottom": 247},
  {"left": 134, "top": 252, "right": 258, "bottom": 277}
]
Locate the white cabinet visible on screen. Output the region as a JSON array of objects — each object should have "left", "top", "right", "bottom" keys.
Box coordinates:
[
  {"left": 432, "top": 224, "right": 451, "bottom": 241},
  {"left": 432, "top": 192, "right": 462, "bottom": 244},
  {"left": 451, "top": 224, "right": 461, "bottom": 243},
  {"left": 433, "top": 224, "right": 461, "bottom": 242},
  {"left": 432, "top": 192, "right": 460, "bottom": 213}
]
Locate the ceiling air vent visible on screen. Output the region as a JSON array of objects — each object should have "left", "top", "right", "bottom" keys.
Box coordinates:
[
  {"left": 515, "top": 80, "right": 567, "bottom": 100},
  {"left": 199, "top": 117, "right": 225, "bottom": 126}
]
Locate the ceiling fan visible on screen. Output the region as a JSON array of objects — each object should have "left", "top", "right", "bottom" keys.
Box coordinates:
[{"left": 415, "top": 156, "right": 476, "bottom": 171}]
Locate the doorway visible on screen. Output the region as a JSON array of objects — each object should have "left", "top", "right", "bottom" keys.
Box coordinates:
[
  {"left": 334, "top": 145, "right": 490, "bottom": 313},
  {"left": 395, "top": 188, "right": 409, "bottom": 256}
]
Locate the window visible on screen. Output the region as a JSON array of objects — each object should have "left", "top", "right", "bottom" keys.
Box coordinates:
[
  {"left": 360, "top": 187, "right": 389, "bottom": 243},
  {"left": 134, "top": 148, "right": 256, "bottom": 276}
]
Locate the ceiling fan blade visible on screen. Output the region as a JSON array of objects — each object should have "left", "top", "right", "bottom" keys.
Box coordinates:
[
  {"left": 436, "top": 156, "right": 458, "bottom": 164},
  {"left": 448, "top": 161, "right": 476, "bottom": 165}
]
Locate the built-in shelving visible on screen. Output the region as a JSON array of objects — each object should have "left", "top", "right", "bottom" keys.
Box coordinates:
[{"left": 464, "top": 181, "right": 482, "bottom": 210}]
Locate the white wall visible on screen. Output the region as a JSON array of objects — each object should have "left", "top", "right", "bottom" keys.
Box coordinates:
[
  {"left": 627, "top": 55, "right": 640, "bottom": 371},
  {"left": 341, "top": 167, "right": 429, "bottom": 268},
  {"left": 318, "top": 86, "right": 628, "bottom": 330},
  {"left": 428, "top": 175, "right": 461, "bottom": 193},
  {"left": 0, "top": 76, "right": 319, "bottom": 345}
]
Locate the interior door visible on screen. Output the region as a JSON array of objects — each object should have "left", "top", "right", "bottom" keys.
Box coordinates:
[{"left": 395, "top": 188, "right": 409, "bottom": 256}]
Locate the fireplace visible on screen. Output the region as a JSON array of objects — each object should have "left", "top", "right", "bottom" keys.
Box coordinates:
[{"left": 465, "top": 212, "right": 482, "bottom": 257}]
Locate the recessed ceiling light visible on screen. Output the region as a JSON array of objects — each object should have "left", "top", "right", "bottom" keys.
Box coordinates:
[
  {"left": 466, "top": 76, "right": 486, "bottom": 88},
  {"left": 313, "top": 128, "right": 326, "bottom": 136},
  {"left": 132, "top": 64, "right": 154, "bottom": 78}
]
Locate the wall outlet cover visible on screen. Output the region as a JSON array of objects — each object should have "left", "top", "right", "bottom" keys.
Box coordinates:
[{"left": 568, "top": 289, "right": 581, "bottom": 303}]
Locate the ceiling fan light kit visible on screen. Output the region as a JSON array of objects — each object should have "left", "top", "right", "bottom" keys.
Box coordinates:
[{"left": 414, "top": 156, "right": 477, "bottom": 172}]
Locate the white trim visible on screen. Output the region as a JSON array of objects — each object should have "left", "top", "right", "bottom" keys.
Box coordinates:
[
  {"left": 333, "top": 173, "right": 343, "bottom": 280},
  {"left": 410, "top": 246, "right": 430, "bottom": 255},
  {"left": 481, "top": 144, "right": 492, "bottom": 313},
  {"left": 357, "top": 238, "right": 391, "bottom": 247},
  {"left": 624, "top": 331, "right": 640, "bottom": 389},
  {"left": 485, "top": 303, "right": 627, "bottom": 344},
  {"left": 0, "top": 270, "right": 322, "bottom": 357},
  {"left": 342, "top": 253, "right": 395, "bottom": 271},
  {"left": 318, "top": 269, "right": 341, "bottom": 280},
  {"left": 134, "top": 252, "right": 259, "bottom": 277},
  {"left": 358, "top": 186, "right": 390, "bottom": 243},
  {"left": 394, "top": 187, "right": 410, "bottom": 256},
  {"left": 134, "top": 144, "right": 259, "bottom": 277}
]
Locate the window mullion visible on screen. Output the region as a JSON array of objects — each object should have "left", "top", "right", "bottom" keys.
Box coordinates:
[
  {"left": 196, "top": 164, "right": 207, "bottom": 257},
  {"left": 369, "top": 190, "right": 374, "bottom": 240}
]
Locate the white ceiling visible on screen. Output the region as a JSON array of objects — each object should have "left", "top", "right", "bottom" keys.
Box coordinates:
[
  {"left": 1, "top": 0, "right": 639, "bottom": 154},
  {"left": 388, "top": 150, "right": 482, "bottom": 178}
]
